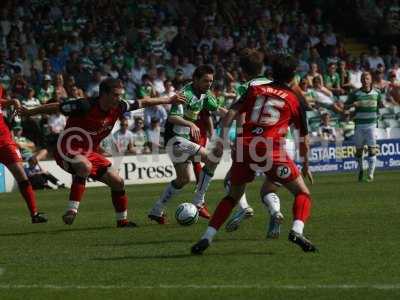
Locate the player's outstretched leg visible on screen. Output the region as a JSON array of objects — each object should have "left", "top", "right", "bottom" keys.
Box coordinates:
[
  {"left": 7, "top": 162, "right": 47, "bottom": 223},
  {"left": 63, "top": 175, "right": 86, "bottom": 225}
]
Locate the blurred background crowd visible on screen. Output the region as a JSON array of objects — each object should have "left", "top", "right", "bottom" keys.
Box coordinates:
[{"left": 1, "top": 0, "right": 400, "bottom": 162}]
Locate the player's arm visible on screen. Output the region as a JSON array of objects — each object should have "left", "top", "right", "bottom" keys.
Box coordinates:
[
  {"left": 0, "top": 98, "right": 21, "bottom": 109},
  {"left": 135, "top": 93, "right": 186, "bottom": 109},
  {"left": 20, "top": 99, "right": 91, "bottom": 117}
]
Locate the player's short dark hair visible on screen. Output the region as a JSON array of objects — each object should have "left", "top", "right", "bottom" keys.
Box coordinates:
[
  {"left": 193, "top": 65, "right": 214, "bottom": 80},
  {"left": 271, "top": 55, "right": 298, "bottom": 84},
  {"left": 239, "top": 48, "right": 264, "bottom": 77},
  {"left": 99, "top": 78, "right": 123, "bottom": 96}
]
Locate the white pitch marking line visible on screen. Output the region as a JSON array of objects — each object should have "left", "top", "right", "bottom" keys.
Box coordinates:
[{"left": 0, "top": 284, "right": 399, "bottom": 290}]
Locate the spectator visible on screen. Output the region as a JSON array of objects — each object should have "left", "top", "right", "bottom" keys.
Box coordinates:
[
  {"left": 47, "top": 110, "right": 66, "bottom": 145},
  {"left": 131, "top": 116, "right": 151, "bottom": 154},
  {"left": 340, "top": 111, "right": 355, "bottom": 141},
  {"left": 305, "top": 62, "right": 324, "bottom": 87},
  {"left": 144, "top": 101, "right": 168, "bottom": 128},
  {"left": 338, "top": 60, "right": 352, "bottom": 92},
  {"left": 24, "top": 157, "right": 65, "bottom": 190},
  {"left": 146, "top": 117, "right": 161, "bottom": 151},
  {"left": 324, "top": 62, "right": 345, "bottom": 96},
  {"left": 313, "top": 76, "right": 344, "bottom": 113},
  {"left": 318, "top": 113, "right": 337, "bottom": 142},
  {"left": 367, "top": 46, "right": 385, "bottom": 71},
  {"left": 12, "top": 125, "right": 47, "bottom": 161},
  {"left": 348, "top": 58, "right": 363, "bottom": 90},
  {"left": 112, "top": 118, "right": 135, "bottom": 155},
  {"left": 36, "top": 75, "right": 54, "bottom": 104},
  {"left": 86, "top": 70, "right": 103, "bottom": 98},
  {"left": 54, "top": 73, "right": 68, "bottom": 99}
]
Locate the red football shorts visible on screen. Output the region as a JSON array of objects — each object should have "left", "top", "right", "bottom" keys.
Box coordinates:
[
  {"left": 0, "top": 143, "right": 23, "bottom": 166},
  {"left": 230, "top": 147, "right": 300, "bottom": 186},
  {"left": 54, "top": 150, "right": 111, "bottom": 179}
]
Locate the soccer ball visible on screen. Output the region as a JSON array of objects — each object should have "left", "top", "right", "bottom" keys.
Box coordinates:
[{"left": 175, "top": 203, "right": 199, "bottom": 226}]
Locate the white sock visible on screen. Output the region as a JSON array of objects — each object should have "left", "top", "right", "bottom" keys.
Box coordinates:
[
  {"left": 262, "top": 193, "right": 281, "bottom": 216},
  {"left": 201, "top": 226, "right": 217, "bottom": 243},
  {"left": 116, "top": 210, "right": 127, "bottom": 221},
  {"left": 292, "top": 220, "right": 304, "bottom": 235},
  {"left": 67, "top": 201, "right": 80, "bottom": 213},
  {"left": 357, "top": 156, "right": 363, "bottom": 172},
  {"left": 367, "top": 156, "right": 376, "bottom": 177},
  {"left": 151, "top": 181, "right": 181, "bottom": 216},
  {"left": 192, "top": 169, "right": 213, "bottom": 206},
  {"left": 238, "top": 193, "right": 249, "bottom": 210}
]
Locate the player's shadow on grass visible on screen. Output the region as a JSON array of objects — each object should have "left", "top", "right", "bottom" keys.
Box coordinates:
[
  {"left": 0, "top": 226, "right": 112, "bottom": 237},
  {"left": 94, "top": 237, "right": 260, "bottom": 247},
  {"left": 93, "top": 250, "right": 274, "bottom": 261}
]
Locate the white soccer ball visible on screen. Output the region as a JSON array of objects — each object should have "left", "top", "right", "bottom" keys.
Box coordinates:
[{"left": 175, "top": 203, "right": 199, "bottom": 226}]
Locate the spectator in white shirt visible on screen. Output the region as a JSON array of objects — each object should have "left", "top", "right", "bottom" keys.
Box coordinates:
[
  {"left": 131, "top": 57, "right": 147, "bottom": 85},
  {"left": 85, "top": 70, "right": 104, "bottom": 98},
  {"left": 146, "top": 117, "right": 161, "bottom": 152},
  {"left": 318, "top": 113, "right": 337, "bottom": 142},
  {"left": 112, "top": 118, "right": 135, "bottom": 154},
  {"left": 348, "top": 58, "right": 363, "bottom": 90},
  {"left": 367, "top": 46, "right": 385, "bottom": 71}
]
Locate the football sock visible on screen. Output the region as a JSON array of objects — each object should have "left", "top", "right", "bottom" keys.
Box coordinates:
[
  {"left": 292, "top": 220, "right": 305, "bottom": 235},
  {"left": 292, "top": 192, "right": 312, "bottom": 226},
  {"left": 193, "top": 162, "right": 202, "bottom": 183},
  {"left": 238, "top": 193, "right": 250, "bottom": 210},
  {"left": 201, "top": 226, "right": 217, "bottom": 243},
  {"left": 193, "top": 166, "right": 214, "bottom": 206},
  {"left": 262, "top": 193, "right": 281, "bottom": 216},
  {"left": 209, "top": 196, "right": 236, "bottom": 230},
  {"left": 367, "top": 155, "right": 376, "bottom": 177},
  {"left": 68, "top": 176, "right": 86, "bottom": 213},
  {"left": 18, "top": 180, "right": 38, "bottom": 216},
  {"left": 112, "top": 190, "right": 128, "bottom": 220},
  {"left": 151, "top": 180, "right": 181, "bottom": 215}
]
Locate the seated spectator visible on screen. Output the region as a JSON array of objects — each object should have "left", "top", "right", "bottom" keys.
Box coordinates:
[
  {"left": 112, "top": 118, "right": 136, "bottom": 154},
  {"left": 318, "top": 113, "right": 337, "bottom": 142},
  {"left": 24, "top": 157, "right": 65, "bottom": 190},
  {"left": 54, "top": 73, "right": 68, "bottom": 99},
  {"left": 146, "top": 117, "right": 161, "bottom": 152},
  {"left": 348, "top": 57, "right": 363, "bottom": 90},
  {"left": 337, "top": 60, "right": 352, "bottom": 92},
  {"left": 65, "top": 75, "right": 85, "bottom": 98},
  {"left": 324, "top": 62, "right": 345, "bottom": 96},
  {"left": 144, "top": 100, "right": 167, "bottom": 128},
  {"left": 305, "top": 62, "right": 324, "bottom": 87},
  {"left": 293, "top": 77, "right": 317, "bottom": 110},
  {"left": 137, "top": 74, "right": 157, "bottom": 99},
  {"left": 373, "top": 69, "right": 390, "bottom": 94},
  {"left": 12, "top": 125, "right": 47, "bottom": 161},
  {"left": 36, "top": 74, "right": 55, "bottom": 104},
  {"left": 340, "top": 111, "right": 355, "bottom": 141},
  {"left": 367, "top": 46, "right": 385, "bottom": 71},
  {"left": 131, "top": 117, "right": 151, "bottom": 154},
  {"left": 313, "top": 76, "right": 344, "bottom": 113}
]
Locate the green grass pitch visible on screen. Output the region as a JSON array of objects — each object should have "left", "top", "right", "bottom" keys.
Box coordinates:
[{"left": 0, "top": 171, "right": 400, "bottom": 300}]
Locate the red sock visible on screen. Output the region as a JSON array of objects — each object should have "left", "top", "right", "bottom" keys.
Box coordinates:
[
  {"left": 209, "top": 196, "right": 236, "bottom": 230},
  {"left": 193, "top": 162, "right": 202, "bottom": 183},
  {"left": 112, "top": 190, "right": 128, "bottom": 214},
  {"left": 69, "top": 176, "right": 86, "bottom": 202},
  {"left": 292, "top": 193, "right": 312, "bottom": 222},
  {"left": 18, "top": 180, "right": 37, "bottom": 217}
]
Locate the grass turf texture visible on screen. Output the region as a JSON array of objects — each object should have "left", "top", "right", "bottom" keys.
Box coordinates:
[{"left": 0, "top": 171, "right": 399, "bottom": 300}]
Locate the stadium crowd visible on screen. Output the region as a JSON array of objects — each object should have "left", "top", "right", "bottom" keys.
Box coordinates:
[{"left": 0, "top": 0, "right": 400, "bottom": 161}]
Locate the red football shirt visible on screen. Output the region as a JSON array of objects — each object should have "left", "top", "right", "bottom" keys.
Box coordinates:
[
  {"left": 0, "top": 105, "right": 14, "bottom": 148},
  {"left": 58, "top": 98, "right": 133, "bottom": 154},
  {"left": 237, "top": 83, "right": 307, "bottom": 151}
]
